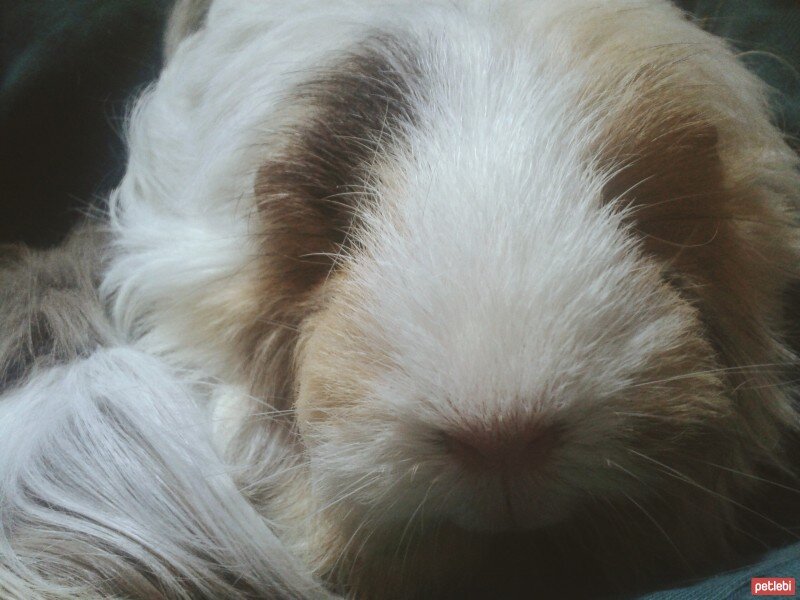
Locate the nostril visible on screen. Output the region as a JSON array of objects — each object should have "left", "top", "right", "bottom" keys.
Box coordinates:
[
  {"left": 441, "top": 431, "right": 494, "bottom": 469},
  {"left": 439, "top": 423, "right": 560, "bottom": 471}
]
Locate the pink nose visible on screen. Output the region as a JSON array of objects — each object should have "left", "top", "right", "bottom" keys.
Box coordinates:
[{"left": 441, "top": 422, "right": 560, "bottom": 472}]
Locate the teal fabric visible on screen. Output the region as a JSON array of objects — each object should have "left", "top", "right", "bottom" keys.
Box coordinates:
[
  {"left": 676, "top": 0, "right": 800, "bottom": 152},
  {"left": 638, "top": 543, "right": 800, "bottom": 600},
  {"left": 1, "top": 1, "right": 170, "bottom": 247}
]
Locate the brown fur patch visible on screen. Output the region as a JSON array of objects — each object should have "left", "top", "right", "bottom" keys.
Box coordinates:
[
  {"left": 595, "top": 71, "right": 797, "bottom": 447},
  {"left": 243, "top": 38, "right": 421, "bottom": 407}
]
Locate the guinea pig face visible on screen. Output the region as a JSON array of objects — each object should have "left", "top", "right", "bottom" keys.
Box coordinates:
[
  {"left": 294, "top": 216, "right": 728, "bottom": 534},
  {"left": 244, "top": 9, "right": 800, "bottom": 567}
]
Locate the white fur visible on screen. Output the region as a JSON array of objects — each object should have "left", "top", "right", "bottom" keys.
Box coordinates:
[{"left": 0, "top": 347, "right": 332, "bottom": 599}]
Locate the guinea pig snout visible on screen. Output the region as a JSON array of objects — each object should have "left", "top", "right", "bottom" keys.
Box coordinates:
[
  {"left": 425, "top": 418, "right": 569, "bottom": 532},
  {"left": 439, "top": 422, "right": 560, "bottom": 474}
]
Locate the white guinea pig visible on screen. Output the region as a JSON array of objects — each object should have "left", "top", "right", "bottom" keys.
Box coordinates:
[{"left": 101, "top": 0, "right": 800, "bottom": 597}]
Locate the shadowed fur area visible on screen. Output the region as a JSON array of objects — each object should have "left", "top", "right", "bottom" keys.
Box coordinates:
[{"left": 0, "top": 225, "right": 114, "bottom": 392}]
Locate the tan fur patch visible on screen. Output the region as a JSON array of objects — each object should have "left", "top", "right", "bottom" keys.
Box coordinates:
[
  {"left": 239, "top": 39, "right": 420, "bottom": 408},
  {"left": 593, "top": 63, "right": 798, "bottom": 448}
]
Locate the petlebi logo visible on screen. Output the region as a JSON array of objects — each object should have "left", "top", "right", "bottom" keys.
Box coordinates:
[{"left": 751, "top": 578, "right": 796, "bottom": 596}]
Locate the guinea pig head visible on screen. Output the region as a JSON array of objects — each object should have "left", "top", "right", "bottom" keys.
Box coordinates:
[
  {"left": 252, "top": 40, "right": 800, "bottom": 549},
  {"left": 241, "top": 31, "right": 796, "bottom": 596}
]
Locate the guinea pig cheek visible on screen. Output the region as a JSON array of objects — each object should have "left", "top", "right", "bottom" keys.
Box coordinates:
[{"left": 293, "top": 303, "right": 397, "bottom": 507}]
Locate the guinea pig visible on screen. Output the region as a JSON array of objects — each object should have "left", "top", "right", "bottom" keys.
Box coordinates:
[{"left": 100, "top": 0, "right": 800, "bottom": 597}]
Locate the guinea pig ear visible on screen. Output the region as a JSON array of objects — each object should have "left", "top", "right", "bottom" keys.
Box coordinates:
[{"left": 163, "top": 0, "right": 211, "bottom": 63}]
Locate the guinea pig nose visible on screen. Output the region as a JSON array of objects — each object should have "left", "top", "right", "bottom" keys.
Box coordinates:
[{"left": 440, "top": 423, "right": 560, "bottom": 472}]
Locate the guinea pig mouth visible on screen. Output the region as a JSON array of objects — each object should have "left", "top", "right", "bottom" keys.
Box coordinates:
[
  {"left": 439, "top": 471, "right": 575, "bottom": 534},
  {"left": 424, "top": 425, "right": 575, "bottom": 533}
]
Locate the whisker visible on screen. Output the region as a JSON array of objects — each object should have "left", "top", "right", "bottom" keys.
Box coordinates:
[
  {"left": 695, "top": 460, "right": 800, "bottom": 496},
  {"left": 630, "top": 362, "right": 796, "bottom": 389},
  {"left": 627, "top": 449, "right": 800, "bottom": 541},
  {"left": 606, "top": 459, "right": 692, "bottom": 566}
]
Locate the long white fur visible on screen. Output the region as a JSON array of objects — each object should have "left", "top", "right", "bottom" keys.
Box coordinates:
[{"left": 0, "top": 346, "right": 332, "bottom": 599}]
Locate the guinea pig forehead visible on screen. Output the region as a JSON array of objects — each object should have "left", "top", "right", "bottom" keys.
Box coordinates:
[{"left": 253, "top": 35, "right": 424, "bottom": 297}]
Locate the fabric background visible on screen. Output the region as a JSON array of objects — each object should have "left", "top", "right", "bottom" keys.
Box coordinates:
[
  {"left": 1, "top": 0, "right": 170, "bottom": 246},
  {"left": 638, "top": 542, "right": 799, "bottom": 600}
]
